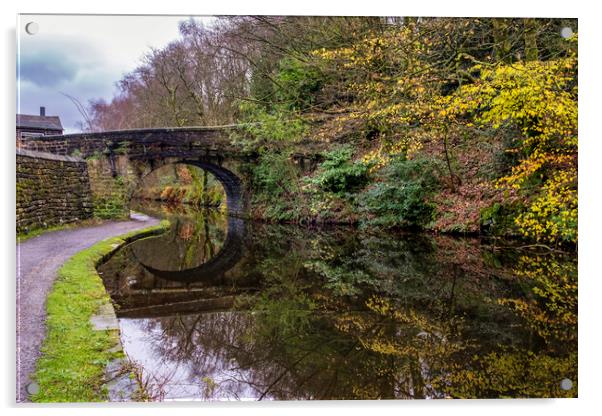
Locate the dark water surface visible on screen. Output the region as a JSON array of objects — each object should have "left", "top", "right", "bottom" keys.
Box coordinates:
[{"left": 98, "top": 201, "right": 577, "bottom": 400}]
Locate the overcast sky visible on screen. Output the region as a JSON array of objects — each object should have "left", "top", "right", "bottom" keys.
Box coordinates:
[{"left": 17, "top": 14, "right": 214, "bottom": 133}]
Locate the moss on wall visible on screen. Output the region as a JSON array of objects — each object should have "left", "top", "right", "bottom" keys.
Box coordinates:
[{"left": 16, "top": 149, "right": 93, "bottom": 233}]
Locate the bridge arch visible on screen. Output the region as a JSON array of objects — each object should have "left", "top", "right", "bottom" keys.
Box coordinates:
[
  {"left": 181, "top": 160, "right": 244, "bottom": 217},
  {"left": 133, "top": 158, "right": 245, "bottom": 217},
  {"left": 127, "top": 159, "right": 247, "bottom": 282},
  {"left": 17, "top": 125, "right": 318, "bottom": 220}
]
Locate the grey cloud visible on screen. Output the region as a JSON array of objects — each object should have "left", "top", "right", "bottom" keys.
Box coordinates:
[
  {"left": 19, "top": 71, "right": 119, "bottom": 133},
  {"left": 18, "top": 35, "right": 104, "bottom": 88},
  {"left": 18, "top": 34, "right": 114, "bottom": 131},
  {"left": 19, "top": 51, "right": 78, "bottom": 87}
]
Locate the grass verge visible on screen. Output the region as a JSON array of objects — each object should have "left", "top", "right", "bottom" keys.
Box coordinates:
[{"left": 30, "top": 220, "right": 169, "bottom": 402}]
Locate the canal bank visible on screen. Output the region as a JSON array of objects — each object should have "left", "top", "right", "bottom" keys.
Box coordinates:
[{"left": 16, "top": 214, "right": 165, "bottom": 402}]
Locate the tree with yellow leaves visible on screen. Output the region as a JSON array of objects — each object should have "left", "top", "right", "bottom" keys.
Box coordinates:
[{"left": 442, "top": 38, "right": 577, "bottom": 244}]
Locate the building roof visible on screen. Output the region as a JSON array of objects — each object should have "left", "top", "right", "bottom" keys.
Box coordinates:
[{"left": 16, "top": 114, "right": 63, "bottom": 131}]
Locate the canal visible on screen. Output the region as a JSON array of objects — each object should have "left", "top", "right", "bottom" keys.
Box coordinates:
[{"left": 97, "top": 200, "right": 577, "bottom": 400}]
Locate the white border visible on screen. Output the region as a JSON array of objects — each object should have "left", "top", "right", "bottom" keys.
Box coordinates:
[{"left": 2, "top": 1, "right": 600, "bottom": 415}]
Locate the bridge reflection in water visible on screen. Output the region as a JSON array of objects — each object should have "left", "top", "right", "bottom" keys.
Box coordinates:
[
  {"left": 98, "top": 201, "right": 577, "bottom": 401},
  {"left": 100, "top": 204, "right": 254, "bottom": 319},
  {"left": 136, "top": 216, "right": 245, "bottom": 284}
]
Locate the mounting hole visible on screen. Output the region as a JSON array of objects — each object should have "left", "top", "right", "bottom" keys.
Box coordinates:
[
  {"left": 560, "top": 27, "right": 574, "bottom": 39},
  {"left": 25, "top": 381, "right": 40, "bottom": 396},
  {"left": 25, "top": 22, "right": 39, "bottom": 35},
  {"left": 560, "top": 378, "right": 573, "bottom": 391}
]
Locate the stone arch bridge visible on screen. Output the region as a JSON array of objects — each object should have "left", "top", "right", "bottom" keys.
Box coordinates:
[{"left": 19, "top": 126, "right": 320, "bottom": 218}]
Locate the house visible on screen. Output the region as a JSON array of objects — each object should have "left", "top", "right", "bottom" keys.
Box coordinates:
[{"left": 16, "top": 107, "right": 63, "bottom": 140}]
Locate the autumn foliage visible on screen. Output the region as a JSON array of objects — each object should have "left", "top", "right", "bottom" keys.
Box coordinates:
[{"left": 87, "top": 17, "right": 578, "bottom": 246}]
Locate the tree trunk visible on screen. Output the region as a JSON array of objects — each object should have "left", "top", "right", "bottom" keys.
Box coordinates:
[
  {"left": 201, "top": 169, "right": 208, "bottom": 204},
  {"left": 524, "top": 18, "right": 539, "bottom": 62},
  {"left": 443, "top": 129, "right": 459, "bottom": 193},
  {"left": 492, "top": 19, "right": 513, "bottom": 63}
]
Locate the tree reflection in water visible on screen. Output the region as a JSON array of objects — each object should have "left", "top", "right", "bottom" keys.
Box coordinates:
[{"left": 99, "top": 201, "right": 577, "bottom": 400}]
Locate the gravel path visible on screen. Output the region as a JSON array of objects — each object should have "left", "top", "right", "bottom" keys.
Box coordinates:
[{"left": 16, "top": 215, "right": 159, "bottom": 402}]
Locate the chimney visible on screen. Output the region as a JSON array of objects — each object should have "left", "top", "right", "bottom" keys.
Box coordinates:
[{"left": 40, "top": 106, "right": 45, "bottom": 117}]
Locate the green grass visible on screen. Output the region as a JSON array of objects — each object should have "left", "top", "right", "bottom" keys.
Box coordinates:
[{"left": 30, "top": 220, "right": 169, "bottom": 402}]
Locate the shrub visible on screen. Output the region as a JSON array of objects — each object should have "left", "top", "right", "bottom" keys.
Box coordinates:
[
  {"left": 310, "top": 146, "right": 370, "bottom": 195},
  {"left": 480, "top": 202, "right": 523, "bottom": 236},
  {"left": 236, "top": 102, "right": 308, "bottom": 150},
  {"left": 250, "top": 152, "right": 306, "bottom": 221},
  {"left": 252, "top": 152, "right": 300, "bottom": 197},
  {"left": 514, "top": 170, "right": 577, "bottom": 244},
  {"left": 359, "top": 157, "right": 440, "bottom": 228},
  {"left": 275, "top": 58, "right": 324, "bottom": 111},
  {"left": 160, "top": 186, "right": 175, "bottom": 201}
]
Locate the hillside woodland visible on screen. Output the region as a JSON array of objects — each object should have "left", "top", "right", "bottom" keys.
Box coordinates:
[{"left": 85, "top": 17, "right": 577, "bottom": 247}]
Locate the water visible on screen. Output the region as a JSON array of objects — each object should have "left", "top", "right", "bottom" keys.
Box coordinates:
[{"left": 98, "top": 201, "right": 577, "bottom": 400}]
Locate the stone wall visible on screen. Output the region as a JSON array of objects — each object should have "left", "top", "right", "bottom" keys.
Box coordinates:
[
  {"left": 86, "top": 155, "right": 136, "bottom": 219},
  {"left": 17, "top": 126, "right": 322, "bottom": 220},
  {"left": 17, "top": 149, "right": 93, "bottom": 233},
  {"left": 16, "top": 126, "right": 240, "bottom": 158}
]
